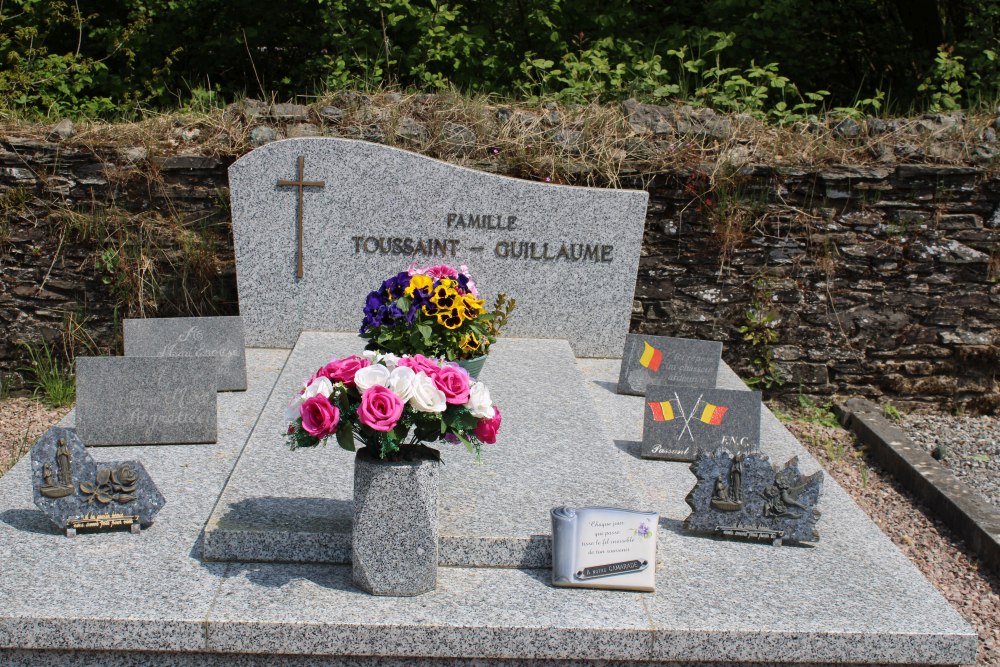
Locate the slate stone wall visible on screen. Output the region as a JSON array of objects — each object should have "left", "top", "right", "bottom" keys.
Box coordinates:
[
  {"left": 2, "top": 135, "right": 998, "bottom": 410},
  {"left": 625, "top": 165, "right": 1000, "bottom": 412}
]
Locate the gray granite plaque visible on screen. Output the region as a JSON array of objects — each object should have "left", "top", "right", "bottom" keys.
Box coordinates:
[
  {"left": 617, "top": 334, "right": 722, "bottom": 395},
  {"left": 30, "top": 426, "right": 166, "bottom": 534},
  {"left": 124, "top": 316, "right": 247, "bottom": 391},
  {"left": 229, "top": 138, "right": 648, "bottom": 356},
  {"left": 551, "top": 506, "right": 658, "bottom": 592},
  {"left": 684, "top": 449, "right": 822, "bottom": 545},
  {"left": 641, "top": 385, "right": 760, "bottom": 461},
  {"left": 76, "top": 356, "right": 218, "bottom": 445}
]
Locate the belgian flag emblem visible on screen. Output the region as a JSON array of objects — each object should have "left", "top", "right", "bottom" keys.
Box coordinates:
[
  {"left": 647, "top": 400, "right": 675, "bottom": 422},
  {"left": 638, "top": 341, "right": 663, "bottom": 373},
  {"left": 699, "top": 403, "right": 728, "bottom": 426}
]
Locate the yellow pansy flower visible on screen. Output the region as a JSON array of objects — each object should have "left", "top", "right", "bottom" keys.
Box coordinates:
[
  {"left": 459, "top": 332, "right": 483, "bottom": 353},
  {"left": 437, "top": 307, "right": 464, "bottom": 329},
  {"left": 405, "top": 275, "right": 433, "bottom": 296},
  {"left": 461, "top": 294, "right": 485, "bottom": 319},
  {"left": 433, "top": 285, "right": 459, "bottom": 309}
]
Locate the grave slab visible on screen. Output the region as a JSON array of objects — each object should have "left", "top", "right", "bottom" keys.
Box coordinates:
[
  {"left": 229, "top": 138, "right": 648, "bottom": 356},
  {"left": 124, "top": 316, "right": 248, "bottom": 391},
  {"left": 0, "top": 345, "right": 978, "bottom": 665},
  {"left": 0, "top": 349, "right": 286, "bottom": 653},
  {"left": 75, "top": 356, "right": 218, "bottom": 445},
  {"left": 203, "top": 332, "right": 641, "bottom": 567}
]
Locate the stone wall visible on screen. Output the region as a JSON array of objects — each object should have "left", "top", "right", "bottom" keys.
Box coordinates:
[
  {"left": 626, "top": 165, "right": 1000, "bottom": 412},
  {"left": 2, "top": 133, "right": 998, "bottom": 411}
]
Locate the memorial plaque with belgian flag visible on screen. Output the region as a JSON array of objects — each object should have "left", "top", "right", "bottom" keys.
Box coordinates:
[
  {"left": 641, "top": 385, "right": 761, "bottom": 461},
  {"left": 617, "top": 334, "right": 722, "bottom": 396}
]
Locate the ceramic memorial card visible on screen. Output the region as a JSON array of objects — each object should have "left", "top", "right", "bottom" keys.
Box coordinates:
[
  {"left": 617, "top": 334, "right": 722, "bottom": 395},
  {"left": 31, "top": 426, "right": 165, "bottom": 536},
  {"left": 124, "top": 316, "right": 248, "bottom": 391},
  {"left": 76, "top": 356, "right": 218, "bottom": 445},
  {"left": 684, "top": 449, "right": 823, "bottom": 545},
  {"left": 551, "top": 506, "right": 658, "bottom": 592},
  {"left": 641, "top": 385, "right": 760, "bottom": 461}
]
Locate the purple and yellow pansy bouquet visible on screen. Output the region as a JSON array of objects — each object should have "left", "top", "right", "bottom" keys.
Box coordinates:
[
  {"left": 285, "top": 350, "right": 502, "bottom": 460},
  {"left": 359, "top": 264, "right": 515, "bottom": 361}
]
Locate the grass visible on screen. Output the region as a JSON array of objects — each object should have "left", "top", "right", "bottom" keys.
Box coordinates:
[
  {"left": 18, "top": 340, "right": 75, "bottom": 408},
  {"left": 883, "top": 402, "right": 903, "bottom": 423},
  {"left": 796, "top": 393, "right": 840, "bottom": 428},
  {"left": 0, "top": 427, "right": 33, "bottom": 477}
]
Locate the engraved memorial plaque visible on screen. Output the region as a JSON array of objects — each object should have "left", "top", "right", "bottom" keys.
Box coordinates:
[
  {"left": 551, "top": 506, "right": 658, "bottom": 592},
  {"left": 641, "top": 385, "right": 760, "bottom": 461},
  {"left": 124, "top": 316, "right": 247, "bottom": 391},
  {"left": 617, "top": 334, "right": 722, "bottom": 395},
  {"left": 684, "top": 449, "right": 823, "bottom": 545},
  {"left": 76, "top": 356, "right": 218, "bottom": 445},
  {"left": 31, "top": 426, "right": 166, "bottom": 534}
]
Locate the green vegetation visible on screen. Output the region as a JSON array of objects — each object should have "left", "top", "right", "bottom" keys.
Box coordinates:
[
  {"left": 18, "top": 339, "right": 75, "bottom": 408},
  {"left": 883, "top": 402, "right": 904, "bottom": 423},
  {"left": 797, "top": 393, "right": 840, "bottom": 429},
  {"left": 2, "top": 0, "right": 998, "bottom": 119}
]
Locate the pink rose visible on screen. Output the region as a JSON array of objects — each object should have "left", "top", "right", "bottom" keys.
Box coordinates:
[
  {"left": 398, "top": 354, "right": 440, "bottom": 377},
  {"left": 300, "top": 395, "right": 340, "bottom": 438},
  {"left": 315, "top": 355, "right": 370, "bottom": 388},
  {"left": 433, "top": 364, "right": 470, "bottom": 405},
  {"left": 357, "top": 385, "right": 404, "bottom": 432},
  {"left": 474, "top": 407, "right": 502, "bottom": 444}
]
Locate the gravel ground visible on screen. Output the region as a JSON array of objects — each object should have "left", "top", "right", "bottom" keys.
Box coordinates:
[
  {"left": 903, "top": 412, "right": 1000, "bottom": 512},
  {"left": 1, "top": 398, "right": 998, "bottom": 664},
  {"left": 0, "top": 398, "right": 70, "bottom": 477},
  {"left": 782, "top": 407, "right": 1000, "bottom": 667}
]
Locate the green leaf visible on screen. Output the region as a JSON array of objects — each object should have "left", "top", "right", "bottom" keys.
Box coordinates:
[
  {"left": 335, "top": 427, "right": 356, "bottom": 451},
  {"left": 973, "top": 453, "right": 991, "bottom": 463}
]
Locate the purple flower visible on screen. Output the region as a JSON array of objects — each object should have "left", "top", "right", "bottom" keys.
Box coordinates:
[{"left": 382, "top": 271, "right": 411, "bottom": 299}]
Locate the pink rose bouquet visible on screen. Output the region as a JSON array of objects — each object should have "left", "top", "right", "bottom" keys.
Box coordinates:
[{"left": 285, "top": 351, "right": 501, "bottom": 460}]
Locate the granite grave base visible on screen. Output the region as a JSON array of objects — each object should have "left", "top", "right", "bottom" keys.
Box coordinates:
[{"left": 0, "top": 341, "right": 977, "bottom": 666}]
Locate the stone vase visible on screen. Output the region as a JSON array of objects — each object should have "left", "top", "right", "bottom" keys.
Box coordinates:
[{"left": 352, "top": 445, "right": 440, "bottom": 596}]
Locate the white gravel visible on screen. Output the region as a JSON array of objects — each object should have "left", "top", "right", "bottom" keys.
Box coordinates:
[{"left": 903, "top": 412, "right": 1000, "bottom": 511}]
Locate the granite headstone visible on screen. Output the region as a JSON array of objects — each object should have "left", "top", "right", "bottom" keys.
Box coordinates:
[
  {"left": 30, "top": 426, "right": 165, "bottom": 534},
  {"left": 551, "top": 506, "right": 658, "bottom": 592},
  {"left": 76, "top": 356, "right": 218, "bottom": 445},
  {"left": 124, "top": 316, "right": 247, "bottom": 391},
  {"left": 228, "top": 138, "right": 648, "bottom": 356},
  {"left": 617, "top": 334, "right": 722, "bottom": 395},
  {"left": 684, "top": 448, "right": 823, "bottom": 545},
  {"left": 641, "top": 385, "right": 760, "bottom": 461}
]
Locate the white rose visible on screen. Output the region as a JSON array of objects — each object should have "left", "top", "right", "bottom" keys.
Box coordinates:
[
  {"left": 464, "top": 381, "right": 495, "bottom": 419},
  {"left": 408, "top": 371, "right": 446, "bottom": 413},
  {"left": 387, "top": 366, "right": 416, "bottom": 402},
  {"left": 302, "top": 376, "right": 333, "bottom": 399},
  {"left": 362, "top": 350, "right": 398, "bottom": 369},
  {"left": 354, "top": 364, "right": 391, "bottom": 393}
]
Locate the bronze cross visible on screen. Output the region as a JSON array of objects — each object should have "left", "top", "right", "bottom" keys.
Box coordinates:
[{"left": 277, "top": 155, "right": 326, "bottom": 279}]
